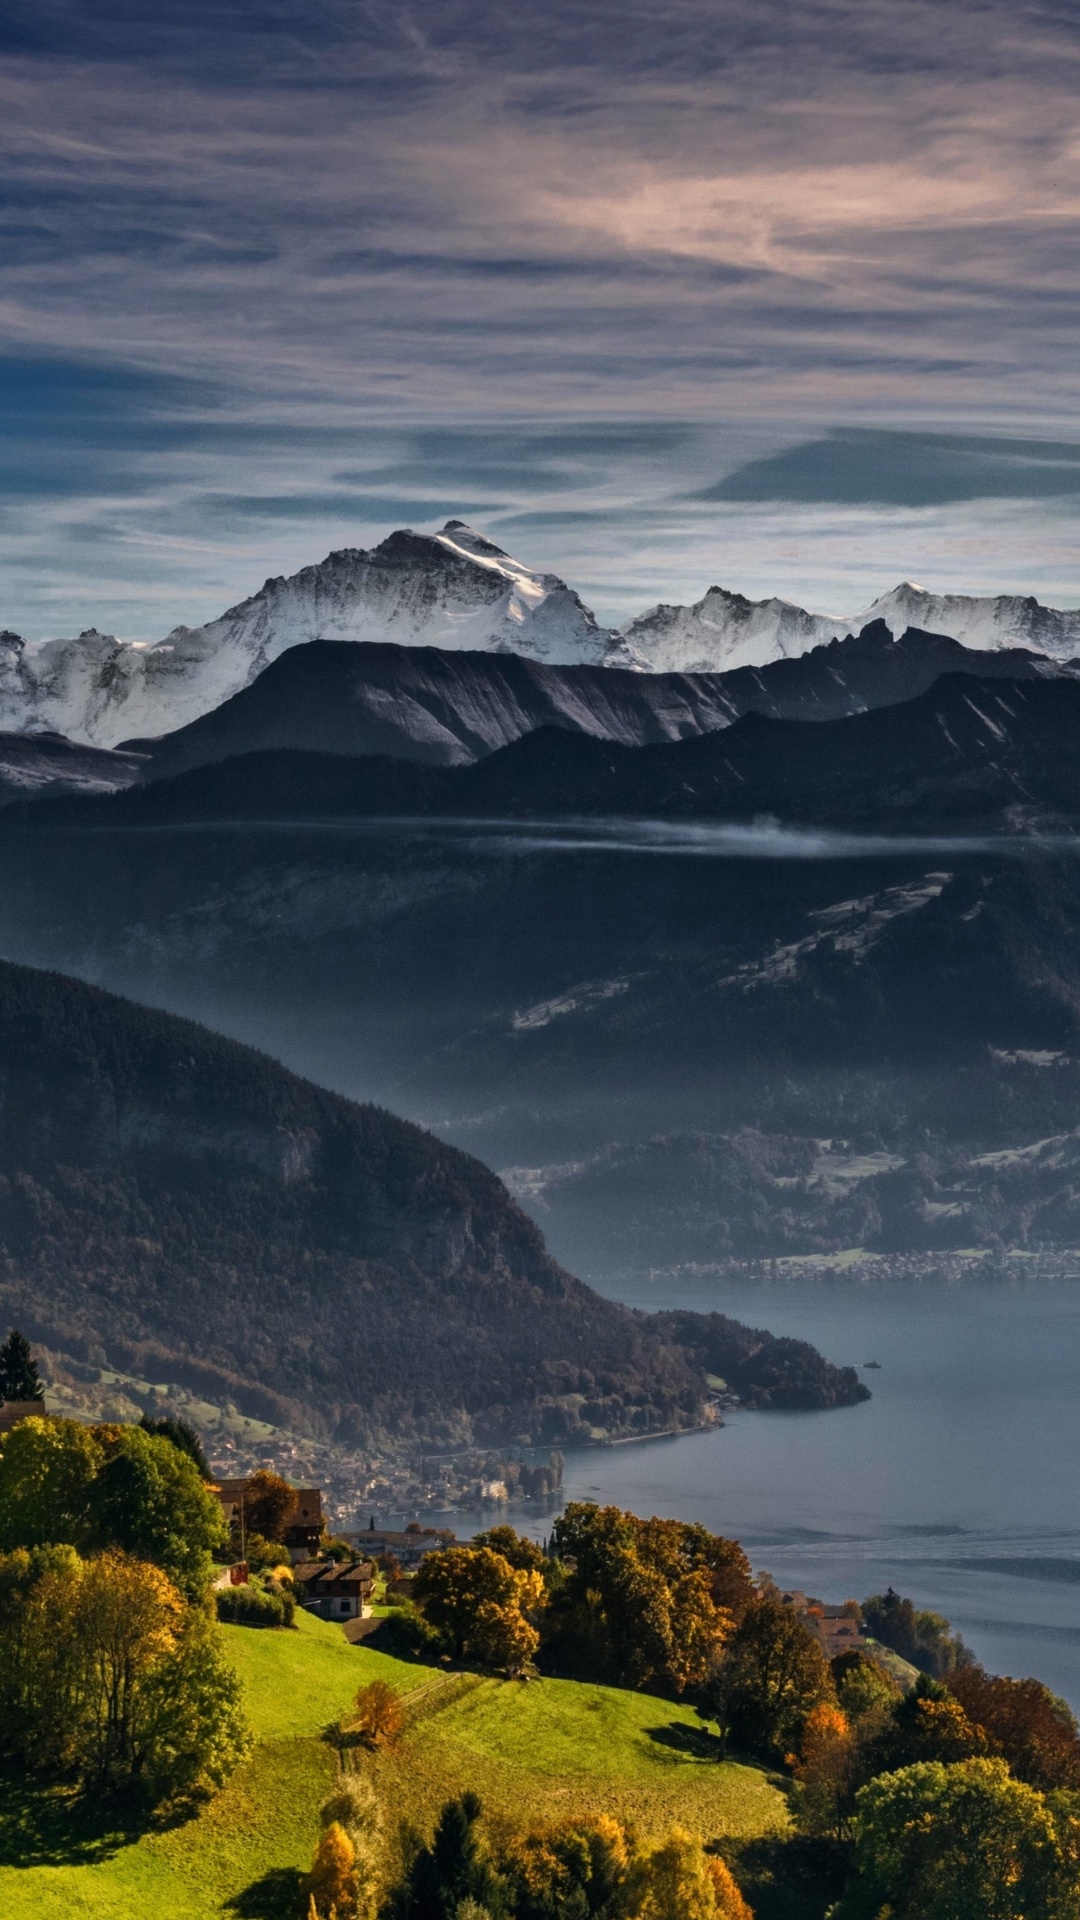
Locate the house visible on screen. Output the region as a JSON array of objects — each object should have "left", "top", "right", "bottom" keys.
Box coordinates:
[
  {"left": 776, "top": 1588, "right": 866, "bottom": 1659},
  {"left": 345, "top": 1525, "right": 455, "bottom": 1568},
  {"left": 212, "top": 1479, "right": 325, "bottom": 1560},
  {"left": 0, "top": 1400, "right": 50, "bottom": 1434},
  {"left": 293, "top": 1558, "right": 376, "bottom": 1620},
  {"left": 807, "top": 1605, "right": 866, "bottom": 1660}
]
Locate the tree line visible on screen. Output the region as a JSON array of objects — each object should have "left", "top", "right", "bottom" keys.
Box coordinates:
[{"left": 363, "top": 1503, "right": 1080, "bottom": 1919}]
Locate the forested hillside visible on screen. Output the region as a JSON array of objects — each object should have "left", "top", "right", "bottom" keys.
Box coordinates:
[{"left": 0, "top": 960, "right": 710, "bottom": 1447}]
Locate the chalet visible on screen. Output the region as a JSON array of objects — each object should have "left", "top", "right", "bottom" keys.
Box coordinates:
[
  {"left": 775, "top": 1587, "right": 866, "bottom": 1658},
  {"left": 346, "top": 1525, "right": 455, "bottom": 1568},
  {"left": 807, "top": 1605, "right": 867, "bottom": 1659},
  {"left": 0, "top": 1400, "right": 50, "bottom": 1434},
  {"left": 293, "top": 1558, "right": 376, "bottom": 1620},
  {"left": 212, "top": 1479, "right": 325, "bottom": 1559}
]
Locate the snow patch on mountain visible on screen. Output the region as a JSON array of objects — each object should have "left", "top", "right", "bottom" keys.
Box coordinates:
[
  {"left": 0, "top": 524, "right": 632, "bottom": 748},
  {"left": 5, "top": 520, "right": 1080, "bottom": 749},
  {"left": 625, "top": 580, "right": 1080, "bottom": 673}
]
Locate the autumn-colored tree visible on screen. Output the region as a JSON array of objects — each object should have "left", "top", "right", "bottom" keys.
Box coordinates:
[
  {"left": 0, "top": 1543, "right": 249, "bottom": 1800},
  {"left": 502, "top": 1813, "right": 629, "bottom": 1920},
  {"left": 626, "top": 1826, "right": 726, "bottom": 1920},
  {"left": 413, "top": 1546, "right": 543, "bottom": 1673},
  {"left": 839, "top": 1757, "right": 1069, "bottom": 1920},
  {"left": 320, "top": 1775, "right": 382, "bottom": 1920},
  {"left": 668, "top": 1570, "right": 734, "bottom": 1694},
  {"left": 947, "top": 1666, "right": 1080, "bottom": 1792},
  {"left": 239, "top": 1469, "right": 295, "bottom": 1544},
  {"left": 716, "top": 1597, "right": 834, "bottom": 1761},
  {"left": 308, "top": 1820, "right": 359, "bottom": 1920},
  {"left": 471, "top": 1526, "right": 547, "bottom": 1574},
  {"left": 548, "top": 1504, "right": 748, "bottom": 1694},
  {"left": 352, "top": 1679, "right": 404, "bottom": 1748},
  {"left": 866, "top": 1674, "right": 993, "bottom": 1777},
  {"left": 705, "top": 1855, "right": 754, "bottom": 1920},
  {"left": 792, "top": 1700, "right": 856, "bottom": 1838}
]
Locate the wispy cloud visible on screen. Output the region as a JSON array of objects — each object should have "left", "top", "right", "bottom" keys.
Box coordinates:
[{"left": 1, "top": 0, "right": 1079, "bottom": 634}]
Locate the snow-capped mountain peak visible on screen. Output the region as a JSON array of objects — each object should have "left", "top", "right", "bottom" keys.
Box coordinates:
[
  {"left": 0, "top": 523, "right": 633, "bottom": 747},
  {"left": 624, "top": 578, "right": 1080, "bottom": 673},
  {"left": 4, "top": 525, "right": 1080, "bottom": 749}
]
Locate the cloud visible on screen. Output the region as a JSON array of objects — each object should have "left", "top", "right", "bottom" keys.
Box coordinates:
[
  {"left": 701, "top": 429, "right": 1080, "bottom": 508},
  {"left": 0, "top": 0, "right": 1079, "bottom": 633}
]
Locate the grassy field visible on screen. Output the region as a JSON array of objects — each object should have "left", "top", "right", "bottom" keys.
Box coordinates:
[{"left": 0, "top": 1611, "right": 787, "bottom": 1918}]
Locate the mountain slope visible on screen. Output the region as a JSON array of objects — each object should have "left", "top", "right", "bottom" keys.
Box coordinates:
[
  {"left": 135, "top": 623, "right": 1075, "bottom": 784},
  {"left": 0, "top": 525, "right": 630, "bottom": 749},
  {"left": 44, "top": 671, "right": 1080, "bottom": 837},
  {"left": 624, "top": 580, "right": 1080, "bottom": 672},
  {"left": 6, "top": 517, "right": 1080, "bottom": 747},
  {"left": 0, "top": 957, "right": 716, "bottom": 1446}
]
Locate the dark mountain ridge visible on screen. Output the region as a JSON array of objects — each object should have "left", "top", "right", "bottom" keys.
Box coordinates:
[
  {"left": 129, "top": 622, "right": 1076, "bottom": 784},
  {"left": 26, "top": 669, "right": 1080, "bottom": 838},
  {"left": 0, "top": 958, "right": 866, "bottom": 1441}
]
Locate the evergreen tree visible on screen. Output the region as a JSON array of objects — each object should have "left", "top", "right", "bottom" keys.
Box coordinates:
[{"left": 0, "top": 1329, "right": 45, "bottom": 1404}]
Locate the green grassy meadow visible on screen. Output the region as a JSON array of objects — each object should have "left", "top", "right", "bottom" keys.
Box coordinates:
[{"left": 0, "top": 1611, "right": 787, "bottom": 1919}]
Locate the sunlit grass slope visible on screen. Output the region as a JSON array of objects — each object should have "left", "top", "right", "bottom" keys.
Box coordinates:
[{"left": 0, "top": 1610, "right": 786, "bottom": 1918}]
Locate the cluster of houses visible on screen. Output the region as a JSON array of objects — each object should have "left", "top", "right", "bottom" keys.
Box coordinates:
[{"left": 211, "top": 1479, "right": 457, "bottom": 1620}]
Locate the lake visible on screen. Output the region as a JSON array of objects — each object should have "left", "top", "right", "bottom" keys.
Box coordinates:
[{"left": 468, "top": 1271, "right": 1080, "bottom": 1708}]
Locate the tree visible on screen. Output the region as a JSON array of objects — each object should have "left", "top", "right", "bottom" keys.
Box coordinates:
[
  {"left": 471, "top": 1526, "right": 547, "bottom": 1574},
  {"left": 90, "top": 1425, "right": 226, "bottom": 1599},
  {"left": 948, "top": 1666, "right": 1080, "bottom": 1792},
  {"left": 352, "top": 1678, "right": 404, "bottom": 1748},
  {"left": 308, "top": 1820, "right": 359, "bottom": 1920},
  {"left": 792, "top": 1701, "right": 856, "bottom": 1838},
  {"left": 391, "top": 1791, "right": 507, "bottom": 1920},
  {"left": 0, "top": 1417, "right": 225, "bottom": 1599},
  {"left": 240, "top": 1469, "right": 295, "bottom": 1545},
  {"left": 319, "top": 1777, "right": 382, "bottom": 1920},
  {"left": 863, "top": 1587, "right": 971, "bottom": 1677},
  {"left": 0, "top": 1415, "right": 101, "bottom": 1551},
  {"left": 840, "top": 1757, "right": 1068, "bottom": 1920},
  {"left": 626, "top": 1827, "right": 725, "bottom": 1920},
  {"left": 470, "top": 1599, "right": 540, "bottom": 1679},
  {"left": 668, "top": 1571, "right": 734, "bottom": 1694},
  {"left": 866, "top": 1674, "right": 992, "bottom": 1776},
  {"left": 705, "top": 1856, "right": 753, "bottom": 1920},
  {"left": 502, "top": 1814, "right": 629, "bottom": 1920},
  {"left": 548, "top": 1504, "right": 747, "bottom": 1693},
  {"left": 716, "top": 1597, "right": 833, "bottom": 1760},
  {"left": 139, "top": 1413, "right": 210, "bottom": 1479},
  {"left": 0, "top": 1329, "right": 44, "bottom": 1404},
  {"left": 0, "top": 1545, "right": 249, "bottom": 1800},
  {"left": 413, "top": 1546, "right": 542, "bottom": 1671},
  {"left": 832, "top": 1649, "right": 901, "bottom": 1732}
]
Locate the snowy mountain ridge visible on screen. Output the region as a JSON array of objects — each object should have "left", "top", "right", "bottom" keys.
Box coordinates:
[{"left": 4, "top": 521, "right": 1080, "bottom": 748}]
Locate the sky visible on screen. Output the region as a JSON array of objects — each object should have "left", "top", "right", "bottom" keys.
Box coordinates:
[{"left": 2, "top": 0, "right": 1080, "bottom": 637}]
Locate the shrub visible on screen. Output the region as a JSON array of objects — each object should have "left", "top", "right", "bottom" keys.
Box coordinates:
[
  {"left": 215, "top": 1582, "right": 287, "bottom": 1628},
  {"left": 371, "top": 1599, "right": 445, "bottom": 1660}
]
